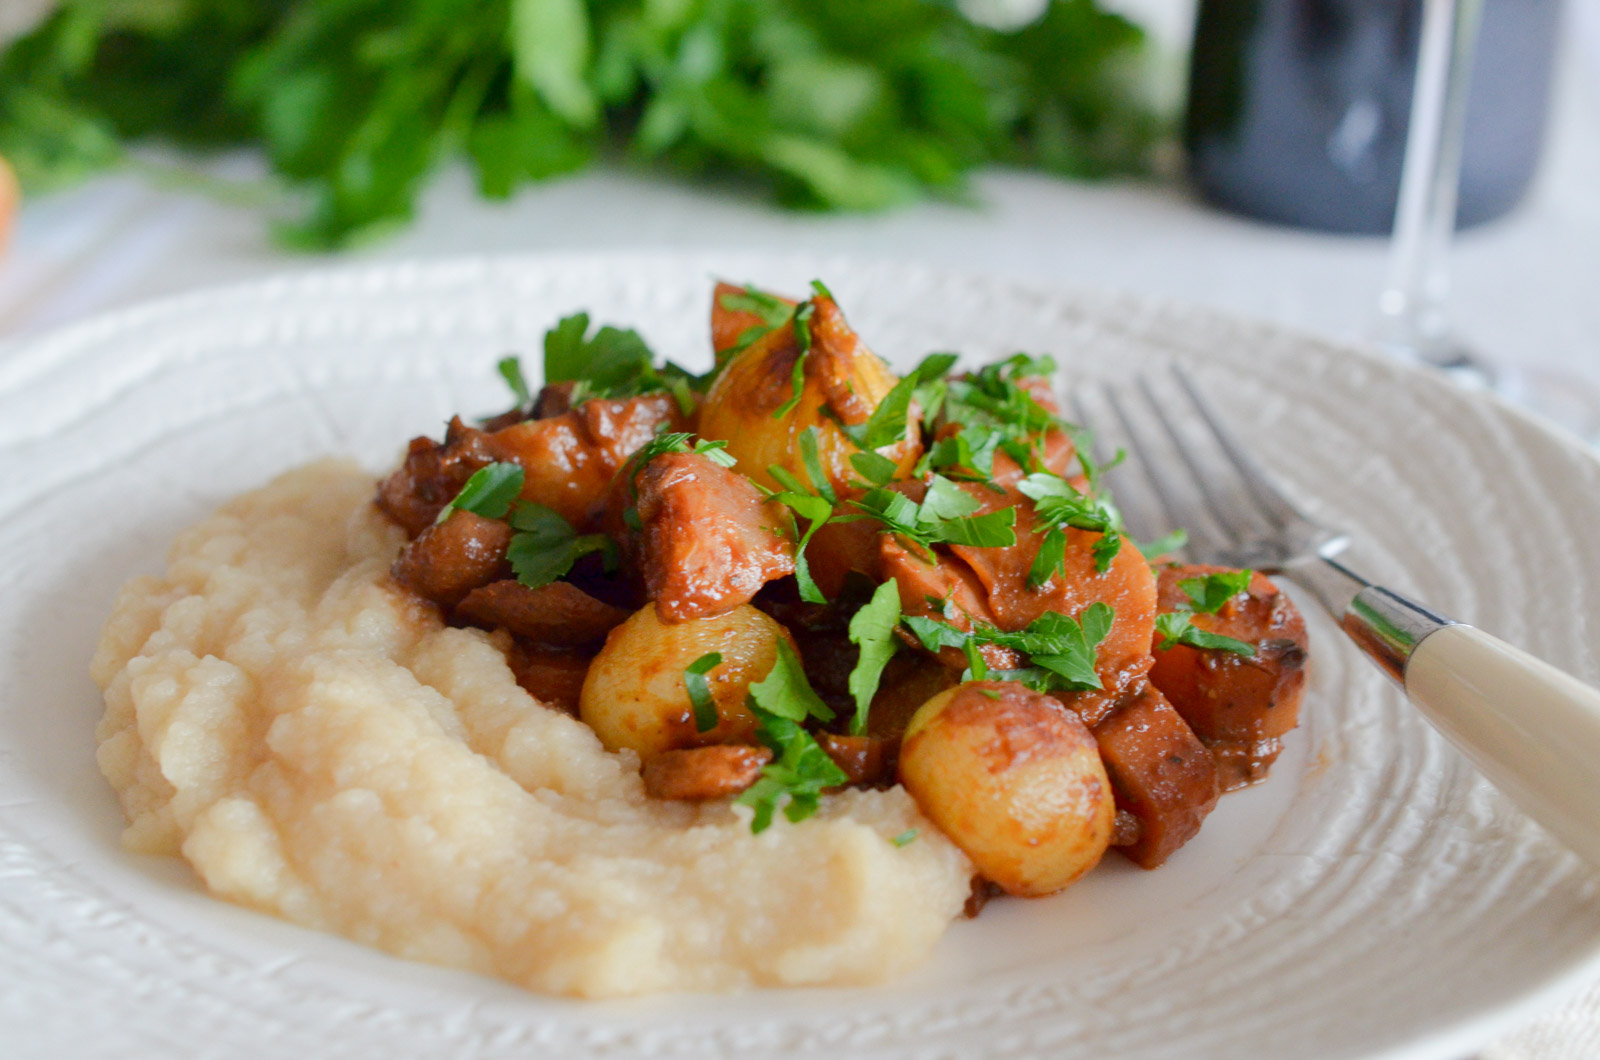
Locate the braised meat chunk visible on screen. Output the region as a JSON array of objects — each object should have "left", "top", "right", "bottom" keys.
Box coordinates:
[
  {"left": 391, "top": 509, "right": 512, "bottom": 608},
  {"left": 1081, "top": 680, "right": 1220, "bottom": 869},
  {"left": 377, "top": 417, "right": 501, "bottom": 536},
  {"left": 643, "top": 745, "right": 773, "bottom": 801},
  {"left": 455, "top": 580, "right": 628, "bottom": 646},
  {"left": 1149, "top": 564, "right": 1309, "bottom": 791},
  {"left": 634, "top": 451, "right": 796, "bottom": 621},
  {"left": 492, "top": 392, "right": 684, "bottom": 530}
]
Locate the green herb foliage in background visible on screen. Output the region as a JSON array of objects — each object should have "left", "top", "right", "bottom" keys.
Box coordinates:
[{"left": 0, "top": 0, "right": 1160, "bottom": 248}]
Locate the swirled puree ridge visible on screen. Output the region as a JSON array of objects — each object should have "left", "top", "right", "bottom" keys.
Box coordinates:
[{"left": 92, "top": 461, "right": 971, "bottom": 998}]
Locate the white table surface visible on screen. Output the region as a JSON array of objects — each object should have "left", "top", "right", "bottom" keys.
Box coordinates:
[{"left": 1, "top": 7, "right": 1597, "bottom": 1059}]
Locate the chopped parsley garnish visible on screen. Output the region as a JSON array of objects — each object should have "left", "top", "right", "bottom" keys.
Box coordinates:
[
  {"left": 770, "top": 488, "right": 832, "bottom": 604},
  {"left": 719, "top": 287, "right": 793, "bottom": 328},
  {"left": 915, "top": 423, "right": 1016, "bottom": 480},
  {"left": 909, "top": 352, "right": 959, "bottom": 429},
  {"left": 1154, "top": 569, "right": 1256, "bottom": 656},
  {"left": 845, "top": 580, "right": 902, "bottom": 735},
  {"left": 797, "top": 426, "right": 838, "bottom": 504},
  {"left": 497, "top": 356, "right": 532, "bottom": 407},
  {"left": 541, "top": 312, "right": 701, "bottom": 413},
  {"left": 544, "top": 312, "right": 654, "bottom": 392},
  {"left": 839, "top": 351, "right": 959, "bottom": 455},
  {"left": 773, "top": 301, "right": 817, "bottom": 420},
  {"left": 904, "top": 602, "right": 1115, "bottom": 694},
  {"left": 764, "top": 427, "right": 839, "bottom": 604},
  {"left": 1018, "top": 470, "right": 1124, "bottom": 581},
  {"left": 621, "top": 431, "right": 738, "bottom": 531},
  {"left": 850, "top": 450, "right": 900, "bottom": 486},
  {"left": 505, "top": 501, "right": 619, "bottom": 589},
  {"left": 683, "top": 652, "right": 723, "bottom": 733},
  {"left": 1154, "top": 612, "right": 1255, "bottom": 656},
  {"left": 437, "top": 462, "right": 525, "bottom": 523},
  {"left": 891, "top": 828, "right": 919, "bottom": 848},
  {"left": 1180, "top": 569, "right": 1254, "bottom": 613},
  {"left": 738, "top": 640, "right": 846, "bottom": 833},
  {"left": 942, "top": 353, "right": 1062, "bottom": 441},
  {"left": 748, "top": 638, "right": 834, "bottom": 725},
  {"left": 849, "top": 475, "right": 1017, "bottom": 558}
]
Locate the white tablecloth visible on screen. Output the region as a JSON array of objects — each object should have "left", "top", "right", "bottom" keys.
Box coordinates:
[{"left": 1, "top": 9, "right": 1597, "bottom": 1059}]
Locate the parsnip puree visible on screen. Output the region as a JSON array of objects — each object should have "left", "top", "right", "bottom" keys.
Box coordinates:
[{"left": 92, "top": 461, "right": 971, "bottom": 997}]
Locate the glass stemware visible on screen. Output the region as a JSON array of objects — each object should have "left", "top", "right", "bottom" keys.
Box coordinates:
[
  {"left": 1375, "top": 0, "right": 1493, "bottom": 387},
  {"left": 1377, "top": 0, "right": 1600, "bottom": 443}
]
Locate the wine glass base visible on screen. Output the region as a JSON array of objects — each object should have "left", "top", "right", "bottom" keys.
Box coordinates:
[{"left": 1377, "top": 337, "right": 1598, "bottom": 447}]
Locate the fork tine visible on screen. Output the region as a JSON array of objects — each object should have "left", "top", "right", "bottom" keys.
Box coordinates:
[
  {"left": 1171, "top": 365, "right": 1319, "bottom": 534},
  {"left": 1099, "top": 382, "right": 1225, "bottom": 560},
  {"left": 1135, "top": 373, "right": 1274, "bottom": 550}
]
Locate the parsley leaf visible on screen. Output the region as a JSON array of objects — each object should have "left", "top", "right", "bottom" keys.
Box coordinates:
[
  {"left": 905, "top": 602, "right": 1115, "bottom": 693},
  {"left": 798, "top": 426, "right": 838, "bottom": 504},
  {"left": 850, "top": 450, "right": 900, "bottom": 486},
  {"left": 737, "top": 713, "right": 848, "bottom": 833},
  {"left": 841, "top": 350, "right": 959, "bottom": 454},
  {"left": 437, "top": 462, "right": 525, "bottom": 523},
  {"left": 943, "top": 354, "right": 1062, "bottom": 441},
  {"left": 748, "top": 638, "right": 835, "bottom": 724},
  {"left": 718, "top": 287, "right": 793, "bottom": 328},
  {"left": 772, "top": 489, "right": 833, "bottom": 604},
  {"left": 497, "top": 356, "right": 532, "bottom": 407},
  {"left": 543, "top": 312, "right": 654, "bottom": 392},
  {"left": 506, "top": 501, "right": 618, "bottom": 589},
  {"left": 684, "top": 652, "right": 723, "bottom": 733},
  {"left": 1018, "top": 470, "right": 1124, "bottom": 581},
  {"left": 1180, "top": 569, "right": 1254, "bottom": 614},
  {"left": 773, "top": 302, "right": 816, "bottom": 420},
  {"left": 846, "top": 580, "right": 902, "bottom": 735},
  {"left": 738, "top": 639, "right": 848, "bottom": 833},
  {"left": 850, "top": 475, "right": 1018, "bottom": 555},
  {"left": 1154, "top": 612, "right": 1256, "bottom": 656}
]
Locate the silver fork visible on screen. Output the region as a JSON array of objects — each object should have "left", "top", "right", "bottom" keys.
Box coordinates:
[{"left": 1073, "top": 367, "right": 1600, "bottom": 868}]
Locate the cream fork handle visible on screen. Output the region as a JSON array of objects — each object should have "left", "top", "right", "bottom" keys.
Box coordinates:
[{"left": 1403, "top": 623, "right": 1600, "bottom": 866}]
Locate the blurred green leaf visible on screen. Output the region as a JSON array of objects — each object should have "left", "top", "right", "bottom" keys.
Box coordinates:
[{"left": 0, "top": 0, "right": 1163, "bottom": 248}]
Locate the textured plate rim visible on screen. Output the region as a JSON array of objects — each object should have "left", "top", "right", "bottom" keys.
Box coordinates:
[{"left": 2, "top": 249, "right": 1598, "bottom": 1059}]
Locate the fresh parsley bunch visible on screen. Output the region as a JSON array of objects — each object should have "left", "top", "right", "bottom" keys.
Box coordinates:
[{"left": 0, "top": 0, "right": 1161, "bottom": 248}]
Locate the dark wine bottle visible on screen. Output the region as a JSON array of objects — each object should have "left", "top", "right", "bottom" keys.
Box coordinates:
[{"left": 1185, "top": 0, "right": 1562, "bottom": 233}]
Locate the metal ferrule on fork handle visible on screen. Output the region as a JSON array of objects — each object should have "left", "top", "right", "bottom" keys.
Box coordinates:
[{"left": 1342, "top": 585, "right": 1455, "bottom": 685}]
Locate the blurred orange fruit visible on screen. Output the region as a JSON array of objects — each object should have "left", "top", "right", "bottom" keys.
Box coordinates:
[{"left": 0, "top": 155, "right": 17, "bottom": 255}]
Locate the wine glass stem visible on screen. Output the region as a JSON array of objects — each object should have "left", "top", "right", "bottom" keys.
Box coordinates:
[{"left": 1377, "top": 0, "right": 1486, "bottom": 368}]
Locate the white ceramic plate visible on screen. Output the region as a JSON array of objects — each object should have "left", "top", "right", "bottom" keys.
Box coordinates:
[{"left": 2, "top": 254, "right": 1599, "bottom": 1060}]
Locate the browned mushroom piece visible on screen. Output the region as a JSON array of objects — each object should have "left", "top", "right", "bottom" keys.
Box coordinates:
[
  {"left": 376, "top": 417, "right": 501, "bottom": 537},
  {"left": 642, "top": 745, "right": 773, "bottom": 801},
  {"left": 634, "top": 450, "right": 796, "bottom": 621},
  {"left": 391, "top": 510, "right": 513, "bottom": 608},
  {"left": 815, "top": 732, "right": 895, "bottom": 788},
  {"left": 1148, "top": 564, "right": 1309, "bottom": 791},
  {"left": 491, "top": 392, "right": 685, "bottom": 530},
  {"left": 506, "top": 641, "right": 591, "bottom": 715},
  {"left": 455, "top": 580, "right": 629, "bottom": 646}
]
